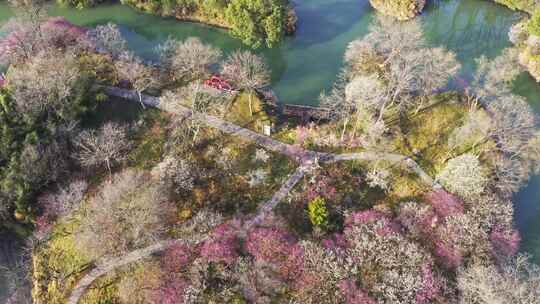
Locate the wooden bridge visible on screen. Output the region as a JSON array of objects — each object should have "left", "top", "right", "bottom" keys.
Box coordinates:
[{"left": 256, "top": 87, "right": 331, "bottom": 121}]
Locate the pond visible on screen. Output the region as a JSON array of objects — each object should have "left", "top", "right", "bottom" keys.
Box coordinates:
[{"left": 0, "top": 0, "right": 539, "bottom": 263}]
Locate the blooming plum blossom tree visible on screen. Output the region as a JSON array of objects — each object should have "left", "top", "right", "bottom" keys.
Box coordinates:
[
  {"left": 161, "top": 242, "right": 193, "bottom": 273},
  {"left": 425, "top": 190, "right": 464, "bottom": 218},
  {"left": 246, "top": 227, "right": 303, "bottom": 281},
  {"left": 343, "top": 210, "right": 442, "bottom": 304},
  {"left": 200, "top": 222, "right": 240, "bottom": 265},
  {"left": 436, "top": 153, "right": 488, "bottom": 199}
]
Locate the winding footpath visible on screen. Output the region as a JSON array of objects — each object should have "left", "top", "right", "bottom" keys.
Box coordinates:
[{"left": 66, "top": 87, "right": 440, "bottom": 304}]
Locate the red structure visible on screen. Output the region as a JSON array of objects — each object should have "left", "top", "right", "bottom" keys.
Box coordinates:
[{"left": 204, "top": 75, "right": 235, "bottom": 92}]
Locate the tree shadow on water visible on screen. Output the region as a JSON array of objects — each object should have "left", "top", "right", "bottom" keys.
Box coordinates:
[{"left": 292, "top": 0, "right": 373, "bottom": 48}]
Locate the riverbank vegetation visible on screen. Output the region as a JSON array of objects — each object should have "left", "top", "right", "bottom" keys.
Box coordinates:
[
  {"left": 1, "top": 0, "right": 540, "bottom": 303},
  {"left": 368, "top": 0, "right": 426, "bottom": 20},
  {"left": 510, "top": 8, "right": 540, "bottom": 81},
  {"left": 494, "top": 0, "right": 539, "bottom": 12},
  {"left": 59, "top": 0, "right": 297, "bottom": 48}
]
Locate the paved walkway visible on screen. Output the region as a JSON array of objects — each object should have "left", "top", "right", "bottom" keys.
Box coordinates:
[
  {"left": 242, "top": 163, "right": 314, "bottom": 232},
  {"left": 67, "top": 239, "right": 177, "bottom": 304},
  {"left": 66, "top": 87, "right": 441, "bottom": 304}
]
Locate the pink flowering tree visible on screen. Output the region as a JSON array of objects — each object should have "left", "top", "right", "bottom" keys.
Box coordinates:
[
  {"left": 345, "top": 209, "right": 401, "bottom": 236},
  {"left": 305, "top": 174, "right": 338, "bottom": 202},
  {"left": 415, "top": 264, "right": 443, "bottom": 304},
  {"left": 490, "top": 225, "right": 520, "bottom": 263},
  {"left": 161, "top": 242, "right": 193, "bottom": 273},
  {"left": 339, "top": 279, "right": 377, "bottom": 304},
  {"left": 425, "top": 190, "right": 464, "bottom": 218},
  {"left": 246, "top": 227, "right": 304, "bottom": 281},
  {"left": 200, "top": 222, "right": 240, "bottom": 265},
  {"left": 154, "top": 276, "right": 188, "bottom": 304},
  {"left": 398, "top": 200, "right": 487, "bottom": 270},
  {"left": 0, "top": 17, "right": 90, "bottom": 65}
]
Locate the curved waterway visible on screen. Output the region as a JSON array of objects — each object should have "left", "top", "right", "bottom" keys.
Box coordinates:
[{"left": 0, "top": 0, "right": 539, "bottom": 262}]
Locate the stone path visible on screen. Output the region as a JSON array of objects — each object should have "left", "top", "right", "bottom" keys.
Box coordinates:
[
  {"left": 66, "top": 87, "right": 441, "bottom": 303},
  {"left": 242, "top": 163, "right": 314, "bottom": 231},
  {"left": 67, "top": 239, "right": 177, "bottom": 304}
]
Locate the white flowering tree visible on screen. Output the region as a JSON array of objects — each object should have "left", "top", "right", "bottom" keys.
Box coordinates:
[{"left": 436, "top": 153, "right": 488, "bottom": 199}]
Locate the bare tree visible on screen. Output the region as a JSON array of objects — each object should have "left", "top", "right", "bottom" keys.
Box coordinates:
[
  {"left": 0, "top": 0, "right": 47, "bottom": 65},
  {"left": 343, "top": 16, "right": 460, "bottom": 119},
  {"left": 73, "top": 122, "right": 132, "bottom": 174},
  {"left": 491, "top": 154, "right": 530, "bottom": 197},
  {"left": 487, "top": 94, "right": 536, "bottom": 155},
  {"left": 323, "top": 16, "right": 459, "bottom": 141},
  {"left": 152, "top": 155, "right": 195, "bottom": 194},
  {"left": 470, "top": 48, "right": 521, "bottom": 102},
  {"left": 115, "top": 51, "right": 158, "bottom": 108},
  {"left": 221, "top": 50, "right": 270, "bottom": 116},
  {"left": 76, "top": 169, "right": 174, "bottom": 260},
  {"left": 88, "top": 22, "right": 127, "bottom": 57},
  {"left": 468, "top": 50, "right": 538, "bottom": 195},
  {"left": 157, "top": 37, "right": 221, "bottom": 81},
  {"left": 6, "top": 50, "right": 81, "bottom": 122},
  {"left": 160, "top": 83, "right": 228, "bottom": 142},
  {"left": 319, "top": 72, "right": 352, "bottom": 140},
  {"left": 522, "top": 131, "right": 540, "bottom": 175},
  {"left": 38, "top": 179, "right": 88, "bottom": 218}
]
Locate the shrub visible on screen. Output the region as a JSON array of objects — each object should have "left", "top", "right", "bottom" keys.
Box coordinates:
[
  {"left": 495, "top": 0, "right": 540, "bottom": 13},
  {"left": 152, "top": 155, "right": 194, "bottom": 193},
  {"left": 57, "top": 0, "right": 106, "bottom": 9},
  {"left": 117, "top": 262, "right": 163, "bottom": 304},
  {"left": 307, "top": 196, "right": 329, "bottom": 228}
]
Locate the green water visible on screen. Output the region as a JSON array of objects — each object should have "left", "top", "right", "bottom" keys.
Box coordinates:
[{"left": 0, "top": 0, "right": 539, "bottom": 261}]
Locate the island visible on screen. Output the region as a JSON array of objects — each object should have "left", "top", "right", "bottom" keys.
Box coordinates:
[{"left": 0, "top": 0, "right": 539, "bottom": 304}]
